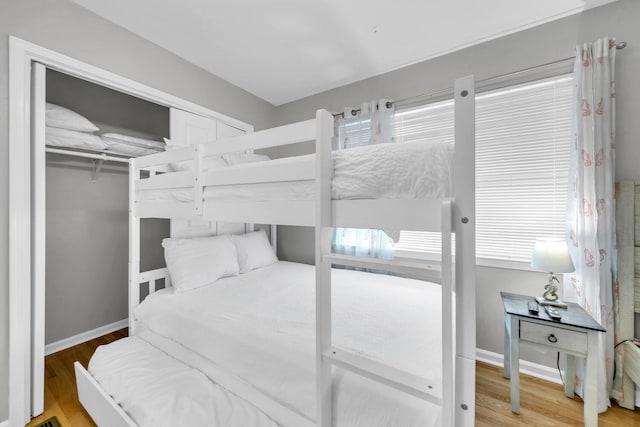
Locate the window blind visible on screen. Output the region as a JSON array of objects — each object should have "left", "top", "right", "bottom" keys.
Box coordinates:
[
  {"left": 394, "top": 75, "right": 572, "bottom": 263},
  {"left": 338, "top": 117, "right": 372, "bottom": 149}
]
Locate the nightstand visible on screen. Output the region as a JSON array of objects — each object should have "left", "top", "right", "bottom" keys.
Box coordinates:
[{"left": 500, "top": 292, "right": 605, "bottom": 427}]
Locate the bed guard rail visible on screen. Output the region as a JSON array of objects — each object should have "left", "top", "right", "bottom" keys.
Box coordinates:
[
  {"left": 129, "top": 267, "right": 171, "bottom": 333},
  {"left": 131, "top": 114, "right": 327, "bottom": 218}
]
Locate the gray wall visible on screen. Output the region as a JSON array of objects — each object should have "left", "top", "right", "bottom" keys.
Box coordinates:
[
  {"left": 272, "top": 0, "right": 640, "bottom": 369},
  {"left": 45, "top": 70, "right": 170, "bottom": 345},
  {"left": 47, "top": 69, "right": 171, "bottom": 140},
  {"left": 0, "top": 0, "right": 276, "bottom": 421},
  {"left": 45, "top": 158, "right": 168, "bottom": 344}
]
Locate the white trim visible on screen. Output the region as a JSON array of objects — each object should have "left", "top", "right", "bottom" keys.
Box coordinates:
[
  {"left": 74, "top": 362, "right": 138, "bottom": 427},
  {"left": 44, "top": 319, "right": 128, "bottom": 356},
  {"left": 0, "top": 419, "right": 8, "bottom": 427},
  {"left": 396, "top": 251, "right": 541, "bottom": 272},
  {"left": 9, "top": 36, "right": 253, "bottom": 426},
  {"left": 31, "top": 60, "right": 47, "bottom": 417},
  {"left": 9, "top": 34, "right": 34, "bottom": 427},
  {"left": 476, "top": 348, "right": 562, "bottom": 385},
  {"left": 476, "top": 258, "right": 534, "bottom": 271}
]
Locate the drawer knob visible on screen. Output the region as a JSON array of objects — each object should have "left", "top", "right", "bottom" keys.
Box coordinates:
[{"left": 547, "top": 334, "right": 558, "bottom": 343}]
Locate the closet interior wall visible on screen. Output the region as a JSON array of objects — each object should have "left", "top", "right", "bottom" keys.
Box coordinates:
[{"left": 44, "top": 70, "right": 170, "bottom": 345}]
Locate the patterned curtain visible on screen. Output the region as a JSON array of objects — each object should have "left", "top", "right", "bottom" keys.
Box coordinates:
[
  {"left": 563, "top": 37, "right": 616, "bottom": 412},
  {"left": 333, "top": 100, "right": 395, "bottom": 266}
]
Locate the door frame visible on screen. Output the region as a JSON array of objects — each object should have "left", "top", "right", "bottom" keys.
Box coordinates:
[{"left": 8, "top": 37, "right": 252, "bottom": 426}]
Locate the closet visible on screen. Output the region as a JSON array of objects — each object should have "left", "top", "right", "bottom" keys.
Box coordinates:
[
  {"left": 43, "top": 69, "right": 170, "bottom": 352},
  {"left": 26, "top": 61, "right": 252, "bottom": 418}
]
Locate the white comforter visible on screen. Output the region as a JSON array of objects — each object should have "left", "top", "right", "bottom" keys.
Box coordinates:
[
  {"left": 138, "top": 140, "right": 453, "bottom": 203},
  {"left": 133, "top": 261, "right": 443, "bottom": 426},
  {"left": 89, "top": 336, "right": 279, "bottom": 427},
  {"left": 331, "top": 139, "right": 453, "bottom": 199}
]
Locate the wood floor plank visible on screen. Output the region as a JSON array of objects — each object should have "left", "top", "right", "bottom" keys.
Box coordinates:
[
  {"left": 476, "top": 362, "right": 640, "bottom": 426},
  {"left": 25, "top": 329, "right": 128, "bottom": 427},
  {"left": 26, "top": 330, "right": 640, "bottom": 426}
]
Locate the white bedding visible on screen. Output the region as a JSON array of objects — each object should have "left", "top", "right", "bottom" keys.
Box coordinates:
[
  {"left": 133, "top": 261, "right": 443, "bottom": 426},
  {"left": 137, "top": 140, "right": 453, "bottom": 203},
  {"left": 89, "top": 336, "right": 279, "bottom": 427}
]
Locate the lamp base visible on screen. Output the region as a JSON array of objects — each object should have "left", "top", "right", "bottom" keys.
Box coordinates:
[{"left": 536, "top": 296, "right": 568, "bottom": 309}]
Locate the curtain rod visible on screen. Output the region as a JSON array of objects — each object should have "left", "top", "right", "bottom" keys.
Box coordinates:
[{"left": 333, "top": 40, "right": 627, "bottom": 117}]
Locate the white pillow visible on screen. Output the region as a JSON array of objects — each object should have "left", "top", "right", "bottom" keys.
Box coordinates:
[
  {"left": 162, "top": 235, "right": 239, "bottom": 292},
  {"left": 102, "top": 133, "right": 164, "bottom": 157},
  {"left": 103, "top": 140, "right": 161, "bottom": 157},
  {"left": 231, "top": 230, "right": 278, "bottom": 273},
  {"left": 102, "top": 133, "right": 165, "bottom": 149},
  {"left": 223, "top": 152, "right": 270, "bottom": 165},
  {"left": 163, "top": 138, "right": 227, "bottom": 172},
  {"left": 46, "top": 103, "right": 99, "bottom": 132},
  {"left": 46, "top": 126, "right": 108, "bottom": 151}
]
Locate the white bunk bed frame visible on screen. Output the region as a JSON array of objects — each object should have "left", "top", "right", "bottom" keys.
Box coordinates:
[{"left": 75, "top": 75, "right": 476, "bottom": 427}]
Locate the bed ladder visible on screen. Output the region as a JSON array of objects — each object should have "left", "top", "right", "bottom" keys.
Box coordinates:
[
  {"left": 314, "top": 75, "right": 475, "bottom": 427},
  {"left": 315, "top": 206, "right": 454, "bottom": 426}
]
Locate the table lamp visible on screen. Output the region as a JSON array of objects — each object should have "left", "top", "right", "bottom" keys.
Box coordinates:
[{"left": 530, "top": 238, "right": 575, "bottom": 308}]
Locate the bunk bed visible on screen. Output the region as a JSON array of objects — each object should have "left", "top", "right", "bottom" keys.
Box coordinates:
[{"left": 74, "top": 75, "right": 476, "bottom": 427}]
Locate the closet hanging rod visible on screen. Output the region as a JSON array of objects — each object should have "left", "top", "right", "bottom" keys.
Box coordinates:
[
  {"left": 332, "top": 40, "right": 627, "bottom": 117},
  {"left": 46, "top": 147, "right": 130, "bottom": 164}
]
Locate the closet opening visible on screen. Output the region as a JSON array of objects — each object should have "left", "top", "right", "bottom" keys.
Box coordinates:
[{"left": 37, "top": 68, "right": 170, "bottom": 413}]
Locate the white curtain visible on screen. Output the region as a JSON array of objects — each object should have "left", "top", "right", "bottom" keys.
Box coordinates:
[
  {"left": 564, "top": 37, "right": 616, "bottom": 412},
  {"left": 335, "top": 99, "right": 395, "bottom": 149},
  {"left": 333, "top": 100, "right": 395, "bottom": 263},
  {"left": 332, "top": 228, "right": 394, "bottom": 261}
]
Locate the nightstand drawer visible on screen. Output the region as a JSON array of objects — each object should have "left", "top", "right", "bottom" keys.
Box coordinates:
[{"left": 520, "top": 321, "right": 587, "bottom": 354}]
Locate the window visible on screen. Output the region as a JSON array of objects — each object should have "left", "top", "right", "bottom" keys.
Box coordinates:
[
  {"left": 337, "top": 116, "right": 371, "bottom": 149},
  {"left": 394, "top": 75, "right": 572, "bottom": 265}
]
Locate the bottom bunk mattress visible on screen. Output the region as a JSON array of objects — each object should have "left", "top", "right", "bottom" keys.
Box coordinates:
[
  {"left": 88, "top": 336, "right": 279, "bottom": 426},
  {"left": 133, "top": 261, "right": 444, "bottom": 426}
]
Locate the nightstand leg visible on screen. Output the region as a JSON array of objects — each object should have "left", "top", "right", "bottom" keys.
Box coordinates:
[
  {"left": 509, "top": 315, "right": 520, "bottom": 414},
  {"left": 584, "top": 332, "right": 598, "bottom": 427},
  {"left": 564, "top": 353, "right": 576, "bottom": 398},
  {"left": 503, "top": 312, "right": 511, "bottom": 379}
]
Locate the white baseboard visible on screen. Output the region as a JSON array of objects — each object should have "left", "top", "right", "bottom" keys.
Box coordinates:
[
  {"left": 0, "top": 419, "right": 8, "bottom": 427},
  {"left": 476, "top": 348, "right": 562, "bottom": 385},
  {"left": 45, "top": 319, "right": 128, "bottom": 356}
]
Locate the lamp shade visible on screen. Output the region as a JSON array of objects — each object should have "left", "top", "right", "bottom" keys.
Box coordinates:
[{"left": 530, "top": 238, "right": 575, "bottom": 273}]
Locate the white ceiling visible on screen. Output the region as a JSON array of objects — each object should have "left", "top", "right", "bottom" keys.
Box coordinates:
[{"left": 72, "top": 0, "right": 617, "bottom": 106}]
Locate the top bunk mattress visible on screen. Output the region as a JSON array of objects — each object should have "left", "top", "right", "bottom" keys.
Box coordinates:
[
  {"left": 133, "top": 261, "right": 443, "bottom": 427},
  {"left": 137, "top": 140, "right": 454, "bottom": 202}
]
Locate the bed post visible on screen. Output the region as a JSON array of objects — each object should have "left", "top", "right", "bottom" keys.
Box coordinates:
[
  {"left": 315, "top": 109, "right": 334, "bottom": 427},
  {"left": 270, "top": 224, "right": 278, "bottom": 253},
  {"left": 128, "top": 159, "right": 141, "bottom": 335},
  {"left": 453, "top": 75, "right": 476, "bottom": 426},
  {"left": 441, "top": 199, "right": 454, "bottom": 427}
]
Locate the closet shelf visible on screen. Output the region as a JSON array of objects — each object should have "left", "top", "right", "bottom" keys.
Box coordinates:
[{"left": 46, "top": 146, "right": 131, "bottom": 163}]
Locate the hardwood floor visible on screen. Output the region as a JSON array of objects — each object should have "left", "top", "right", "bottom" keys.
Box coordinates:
[
  {"left": 26, "top": 329, "right": 127, "bottom": 427},
  {"left": 476, "top": 362, "right": 640, "bottom": 426},
  {"left": 25, "top": 331, "right": 640, "bottom": 426}
]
